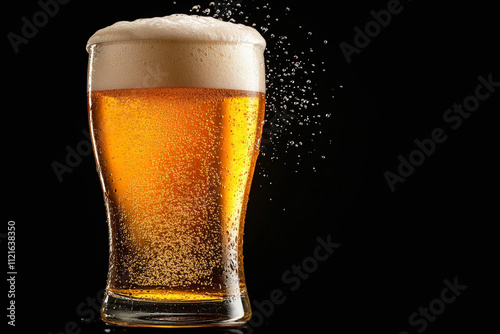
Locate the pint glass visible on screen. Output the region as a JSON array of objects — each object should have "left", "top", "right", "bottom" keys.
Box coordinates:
[{"left": 86, "top": 15, "right": 266, "bottom": 327}]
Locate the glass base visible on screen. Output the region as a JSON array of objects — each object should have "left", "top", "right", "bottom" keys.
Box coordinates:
[{"left": 100, "top": 291, "right": 252, "bottom": 328}]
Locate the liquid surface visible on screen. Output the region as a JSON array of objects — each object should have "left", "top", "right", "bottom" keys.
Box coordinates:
[{"left": 89, "top": 87, "right": 265, "bottom": 301}]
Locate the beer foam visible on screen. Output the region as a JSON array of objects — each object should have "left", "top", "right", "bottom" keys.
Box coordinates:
[{"left": 87, "top": 14, "right": 266, "bottom": 92}]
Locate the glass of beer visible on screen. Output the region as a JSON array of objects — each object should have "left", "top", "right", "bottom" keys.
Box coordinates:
[{"left": 86, "top": 14, "right": 265, "bottom": 327}]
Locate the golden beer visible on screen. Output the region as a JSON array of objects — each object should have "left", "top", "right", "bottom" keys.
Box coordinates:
[{"left": 86, "top": 15, "right": 265, "bottom": 327}]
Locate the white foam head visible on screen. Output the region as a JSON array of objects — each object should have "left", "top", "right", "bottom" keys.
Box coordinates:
[{"left": 87, "top": 14, "right": 266, "bottom": 93}]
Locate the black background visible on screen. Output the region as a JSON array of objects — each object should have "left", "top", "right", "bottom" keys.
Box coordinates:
[{"left": 4, "top": 0, "right": 499, "bottom": 333}]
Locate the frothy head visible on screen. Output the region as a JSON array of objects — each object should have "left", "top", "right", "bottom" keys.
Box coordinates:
[
  {"left": 86, "top": 14, "right": 266, "bottom": 51},
  {"left": 87, "top": 14, "right": 266, "bottom": 92}
]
